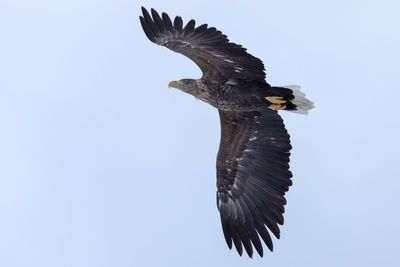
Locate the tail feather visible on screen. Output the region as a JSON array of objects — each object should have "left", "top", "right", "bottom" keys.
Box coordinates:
[{"left": 284, "top": 85, "right": 314, "bottom": 115}]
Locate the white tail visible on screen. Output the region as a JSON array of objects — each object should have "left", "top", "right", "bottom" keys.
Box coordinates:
[{"left": 284, "top": 85, "right": 314, "bottom": 115}]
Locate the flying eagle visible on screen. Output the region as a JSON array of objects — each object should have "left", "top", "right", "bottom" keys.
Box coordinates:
[{"left": 139, "top": 7, "right": 313, "bottom": 257}]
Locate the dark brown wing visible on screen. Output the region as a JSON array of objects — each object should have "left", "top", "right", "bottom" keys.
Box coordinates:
[
  {"left": 217, "top": 109, "right": 292, "bottom": 257},
  {"left": 139, "top": 7, "right": 266, "bottom": 82}
]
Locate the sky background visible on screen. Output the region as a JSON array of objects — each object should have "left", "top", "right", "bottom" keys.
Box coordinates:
[{"left": 1, "top": 0, "right": 400, "bottom": 266}]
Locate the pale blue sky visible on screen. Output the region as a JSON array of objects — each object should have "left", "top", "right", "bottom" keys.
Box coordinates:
[{"left": 1, "top": 0, "right": 400, "bottom": 266}]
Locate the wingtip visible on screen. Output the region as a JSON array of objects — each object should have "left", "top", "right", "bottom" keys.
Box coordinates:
[
  {"left": 141, "top": 6, "right": 151, "bottom": 18},
  {"left": 150, "top": 8, "right": 158, "bottom": 16},
  {"left": 140, "top": 6, "right": 146, "bottom": 19},
  {"left": 252, "top": 240, "right": 264, "bottom": 257}
]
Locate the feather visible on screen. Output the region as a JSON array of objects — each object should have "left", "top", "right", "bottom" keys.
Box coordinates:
[
  {"left": 141, "top": 7, "right": 159, "bottom": 35},
  {"left": 162, "top": 12, "right": 173, "bottom": 31},
  {"left": 173, "top": 16, "right": 183, "bottom": 31},
  {"left": 139, "top": 17, "right": 155, "bottom": 42},
  {"left": 221, "top": 220, "right": 233, "bottom": 249},
  {"left": 183, "top": 19, "right": 196, "bottom": 36},
  {"left": 194, "top": 24, "right": 208, "bottom": 34},
  {"left": 255, "top": 222, "right": 273, "bottom": 251},
  {"left": 230, "top": 223, "right": 243, "bottom": 256},
  {"left": 151, "top": 8, "right": 165, "bottom": 33},
  {"left": 237, "top": 224, "right": 253, "bottom": 257}
]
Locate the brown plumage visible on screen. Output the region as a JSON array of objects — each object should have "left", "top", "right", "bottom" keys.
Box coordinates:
[{"left": 140, "top": 7, "right": 313, "bottom": 257}]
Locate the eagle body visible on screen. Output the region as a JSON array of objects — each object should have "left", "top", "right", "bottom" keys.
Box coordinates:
[
  {"left": 177, "top": 78, "right": 296, "bottom": 112},
  {"left": 140, "top": 7, "right": 314, "bottom": 257}
]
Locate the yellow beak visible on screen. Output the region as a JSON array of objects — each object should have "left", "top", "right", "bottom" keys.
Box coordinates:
[{"left": 168, "top": 81, "right": 178, "bottom": 88}]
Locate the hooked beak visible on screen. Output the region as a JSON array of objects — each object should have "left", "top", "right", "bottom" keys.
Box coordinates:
[{"left": 168, "top": 81, "right": 178, "bottom": 88}]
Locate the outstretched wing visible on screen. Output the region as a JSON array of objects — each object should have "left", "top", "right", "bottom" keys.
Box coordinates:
[
  {"left": 139, "top": 7, "right": 266, "bottom": 82},
  {"left": 217, "top": 109, "right": 292, "bottom": 257}
]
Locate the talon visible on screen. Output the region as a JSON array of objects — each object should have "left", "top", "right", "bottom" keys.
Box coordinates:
[
  {"left": 266, "top": 96, "right": 287, "bottom": 110},
  {"left": 265, "top": 96, "right": 286, "bottom": 104},
  {"left": 269, "top": 104, "right": 286, "bottom": 110}
]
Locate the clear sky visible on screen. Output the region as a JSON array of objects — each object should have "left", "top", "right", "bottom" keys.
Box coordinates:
[{"left": 1, "top": 0, "right": 400, "bottom": 266}]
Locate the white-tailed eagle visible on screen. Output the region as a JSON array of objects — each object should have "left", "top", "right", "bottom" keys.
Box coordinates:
[{"left": 140, "top": 7, "right": 313, "bottom": 257}]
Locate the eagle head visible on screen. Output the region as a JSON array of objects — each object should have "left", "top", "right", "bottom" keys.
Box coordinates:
[{"left": 168, "top": 79, "right": 199, "bottom": 96}]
